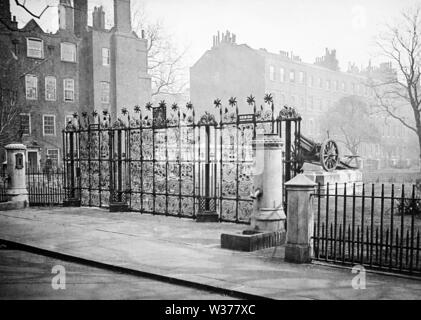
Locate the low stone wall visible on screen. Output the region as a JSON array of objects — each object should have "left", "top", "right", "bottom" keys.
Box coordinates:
[
  {"left": 304, "top": 169, "right": 363, "bottom": 194},
  {"left": 362, "top": 170, "right": 421, "bottom": 184}
]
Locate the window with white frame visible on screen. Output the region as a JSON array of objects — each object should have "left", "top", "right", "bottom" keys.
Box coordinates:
[
  {"left": 289, "top": 70, "right": 295, "bottom": 82},
  {"left": 342, "top": 81, "right": 346, "bottom": 92},
  {"left": 308, "top": 75, "right": 313, "bottom": 87},
  {"left": 101, "top": 82, "right": 110, "bottom": 104},
  {"left": 102, "top": 48, "right": 110, "bottom": 66},
  {"left": 47, "top": 149, "right": 59, "bottom": 166},
  {"left": 45, "top": 76, "right": 56, "bottom": 101},
  {"left": 269, "top": 65, "right": 275, "bottom": 81},
  {"left": 43, "top": 115, "right": 56, "bottom": 135},
  {"left": 27, "top": 38, "right": 43, "bottom": 58},
  {"left": 63, "top": 79, "right": 75, "bottom": 102},
  {"left": 326, "top": 80, "right": 331, "bottom": 90},
  {"left": 318, "top": 77, "right": 322, "bottom": 88},
  {"left": 298, "top": 71, "right": 304, "bottom": 84},
  {"left": 61, "top": 42, "right": 76, "bottom": 62},
  {"left": 19, "top": 114, "right": 31, "bottom": 135},
  {"left": 25, "top": 75, "right": 38, "bottom": 100},
  {"left": 334, "top": 80, "right": 338, "bottom": 91},
  {"left": 280, "top": 67, "right": 285, "bottom": 82}
]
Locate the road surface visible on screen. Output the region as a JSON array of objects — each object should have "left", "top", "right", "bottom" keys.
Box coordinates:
[{"left": 0, "top": 245, "right": 236, "bottom": 300}]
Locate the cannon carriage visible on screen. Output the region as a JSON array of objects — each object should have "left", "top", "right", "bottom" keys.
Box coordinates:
[
  {"left": 278, "top": 106, "right": 360, "bottom": 173},
  {"left": 295, "top": 133, "right": 360, "bottom": 172}
]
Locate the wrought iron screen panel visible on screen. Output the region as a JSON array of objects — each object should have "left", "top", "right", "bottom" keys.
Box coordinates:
[{"left": 63, "top": 96, "right": 301, "bottom": 224}]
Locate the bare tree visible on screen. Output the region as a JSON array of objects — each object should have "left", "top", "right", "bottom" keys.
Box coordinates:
[
  {"left": 14, "top": 0, "right": 52, "bottom": 19},
  {"left": 321, "top": 95, "right": 380, "bottom": 156},
  {"left": 369, "top": 7, "right": 421, "bottom": 166},
  {"left": 0, "top": 88, "right": 21, "bottom": 147},
  {"left": 0, "top": 42, "right": 22, "bottom": 149},
  {"left": 132, "top": 4, "right": 189, "bottom": 99}
]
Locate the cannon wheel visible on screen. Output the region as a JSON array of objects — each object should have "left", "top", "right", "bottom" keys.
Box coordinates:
[{"left": 320, "top": 139, "right": 339, "bottom": 171}]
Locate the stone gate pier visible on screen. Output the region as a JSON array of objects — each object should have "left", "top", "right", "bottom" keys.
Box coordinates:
[{"left": 0, "top": 144, "right": 29, "bottom": 210}]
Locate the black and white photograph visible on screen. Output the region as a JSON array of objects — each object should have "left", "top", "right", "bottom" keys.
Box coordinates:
[{"left": 0, "top": 0, "right": 421, "bottom": 308}]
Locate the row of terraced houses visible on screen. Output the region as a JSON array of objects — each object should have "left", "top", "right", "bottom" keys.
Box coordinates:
[{"left": 190, "top": 31, "right": 417, "bottom": 169}]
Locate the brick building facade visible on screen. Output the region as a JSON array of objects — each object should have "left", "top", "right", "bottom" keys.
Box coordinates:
[
  {"left": 77, "top": 0, "right": 151, "bottom": 121},
  {"left": 0, "top": 0, "right": 151, "bottom": 169},
  {"left": 0, "top": 0, "right": 81, "bottom": 170},
  {"left": 190, "top": 31, "right": 416, "bottom": 168}
]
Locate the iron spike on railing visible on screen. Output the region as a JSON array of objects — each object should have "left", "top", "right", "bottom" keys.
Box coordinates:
[
  {"left": 121, "top": 107, "right": 130, "bottom": 126},
  {"left": 246, "top": 94, "right": 255, "bottom": 106},
  {"left": 133, "top": 105, "right": 141, "bottom": 125},
  {"left": 186, "top": 101, "right": 193, "bottom": 111},
  {"left": 72, "top": 112, "right": 81, "bottom": 129},
  {"left": 81, "top": 111, "right": 89, "bottom": 128},
  {"left": 213, "top": 98, "right": 221, "bottom": 109},
  {"left": 92, "top": 110, "right": 98, "bottom": 123},
  {"left": 145, "top": 102, "right": 153, "bottom": 111},
  {"left": 228, "top": 97, "right": 237, "bottom": 107},
  {"left": 264, "top": 93, "right": 273, "bottom": 105}
]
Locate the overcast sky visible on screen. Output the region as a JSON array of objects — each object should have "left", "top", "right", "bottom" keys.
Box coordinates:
[{"left": 10, "top": 0, "right": 420, "bottom": 71}]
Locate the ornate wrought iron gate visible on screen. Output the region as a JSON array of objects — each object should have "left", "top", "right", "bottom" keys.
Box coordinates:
[{"left": 63, "top": 95, "right": 301, "bottom": 223}]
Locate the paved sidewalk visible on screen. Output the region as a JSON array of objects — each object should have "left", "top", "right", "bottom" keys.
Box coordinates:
[{"left": 0, "top": 207, "right": 420, "bottom": 300}]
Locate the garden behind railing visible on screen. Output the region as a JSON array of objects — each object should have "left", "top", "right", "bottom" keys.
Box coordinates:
[{"left": 312, "top": 182, "right": 421, "bottom": 276}]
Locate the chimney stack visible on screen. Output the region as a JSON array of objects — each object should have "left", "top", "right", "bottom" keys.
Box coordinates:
[
  {"left": 114, "top": 0, "right": 132, "bottom": 33},
  {"left": 58, "top": 0, "right": 74, "bottom": 33},
  {"left": 10, "top": 15, "right": 17, "bottom": 29},
  {"left": 0, "top": 0, "right": 11, "bottom": 26},
  {"left": 93, "top": 6, "right": 106, "bottom": 30},
  {"left": 74, "top": 0, "right": 87, "bottom": 36}
]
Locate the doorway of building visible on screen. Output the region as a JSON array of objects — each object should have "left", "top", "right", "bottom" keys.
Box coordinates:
[{"left": 27, "top": 151, "right": 38, "bottom": 171}]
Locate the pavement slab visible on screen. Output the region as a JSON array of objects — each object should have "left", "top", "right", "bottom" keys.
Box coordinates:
[{"left": 0, "top": 207, "right": 420, "bottom": 300}]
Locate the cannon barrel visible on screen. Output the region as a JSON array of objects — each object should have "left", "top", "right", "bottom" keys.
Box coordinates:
[{"left": 296, "top": 134, "right": 340, "bottom": 172}]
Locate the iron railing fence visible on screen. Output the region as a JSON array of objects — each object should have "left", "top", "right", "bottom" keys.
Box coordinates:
[
  {"left": 312, "top": 182, "right": 421, "bottom": 276},
  {"left": 63, "top": 97, "right": 301, "bottom": 223},
  {"left": 26, "top": 167, "right": 66, "bottom": 206},
  {"left": 0, "top": 169, "right": 7, "bottom": 203}
]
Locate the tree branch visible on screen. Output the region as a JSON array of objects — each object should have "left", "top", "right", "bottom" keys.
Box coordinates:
[{"left": 14, "top": 0, "right": 51, "bottom": 19}]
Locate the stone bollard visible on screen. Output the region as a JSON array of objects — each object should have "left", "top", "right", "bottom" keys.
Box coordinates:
[
  {"left": 284, "top": 174, "right": 317, "bottom": 263},
  {"left": 250, "top": 133, "right": 286, "bottom": 232},
  {"left": 5, "top": 144, "right": 28, "bottom": 204}
]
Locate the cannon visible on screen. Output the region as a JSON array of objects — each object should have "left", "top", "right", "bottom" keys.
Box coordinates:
[{"left": 295, "top": 134, "right": 359, "bottom": 172}]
